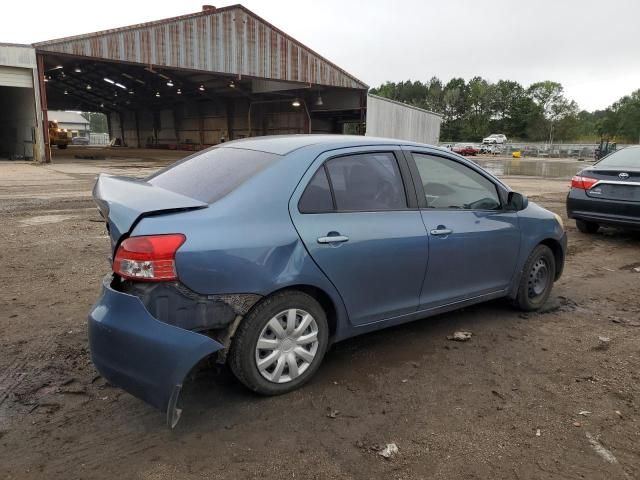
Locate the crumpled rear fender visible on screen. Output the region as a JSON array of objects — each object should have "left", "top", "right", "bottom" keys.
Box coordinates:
[{"left": 88, "top": 275, "right": 223, "bottom": 427}]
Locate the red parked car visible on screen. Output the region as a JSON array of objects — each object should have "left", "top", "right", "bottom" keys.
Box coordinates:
[{"left": 452, "top": 144, "right": 479, "bottom": 156}]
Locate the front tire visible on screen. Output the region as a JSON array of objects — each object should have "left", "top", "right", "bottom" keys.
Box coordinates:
[
  {"left": 576, "top": 219, "right": 599, "bottom": 234},
  {"left": 229, "top": 291, "right": 329, "bottom": 395},
  {"left": 515, "top": 245, "right": 556, "bottom": 311}
]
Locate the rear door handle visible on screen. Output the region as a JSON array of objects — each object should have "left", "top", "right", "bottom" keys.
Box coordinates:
[
  {"left": 430, "top": 228, "right": 452, "bottom": 236},
  {"left": 317, "top": 235, "right": 349, "bottom": 244}
]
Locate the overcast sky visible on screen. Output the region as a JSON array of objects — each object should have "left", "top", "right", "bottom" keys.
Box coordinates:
[{"left": 3, "top": 0, "right": 639, "bottom": 111}]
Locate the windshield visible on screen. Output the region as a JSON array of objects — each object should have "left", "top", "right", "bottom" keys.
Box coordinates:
[
  {"left": 597, "top": 147, "right": 640, "bottom": 168},
  {"left": 148, "top": 147, "right": 280, "bottom": 203}
]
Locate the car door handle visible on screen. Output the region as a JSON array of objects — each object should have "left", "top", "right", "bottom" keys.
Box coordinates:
[
  {"left": 430, "top": 227, "right": 453, "bottom": 236},
  {"left": 317, "top": 235, "right": 349, "bottom": 244}
]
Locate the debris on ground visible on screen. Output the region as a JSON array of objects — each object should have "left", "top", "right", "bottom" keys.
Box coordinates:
[
  {"left": 586, "top": 432, "right": 619, "bottom": 465},
  {"left": 378, "top": 443, "right": 399, "bottom": 459},
  {"left": 595, "top": 336, "right": 611, "bottom": 350},
  {"left": 326, "top": 409, "right": 340, "bottom": 419},
  {"left": 447, "top": 331, "right": 472, "bottom": 342},
  {"left": 578, "top": 411, "right": 591, "bottom": 416},
  {"left": 535, "top": 429, "right": 541, "bottom": 437}
]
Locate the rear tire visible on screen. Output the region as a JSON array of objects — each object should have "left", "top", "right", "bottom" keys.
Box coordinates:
[
  {"left": 515, "top": 245, "right": 556, "bottom": 311},
  {"left": 229, "top": 291, "right": 329, "bottom": 395},
  {"left": 576, "top": 219, "right": 599, "bottom": 234}
]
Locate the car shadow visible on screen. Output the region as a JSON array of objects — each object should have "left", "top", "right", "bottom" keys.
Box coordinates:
[{"left": 176, "top": 297, "right": 522, "bottom": 431}]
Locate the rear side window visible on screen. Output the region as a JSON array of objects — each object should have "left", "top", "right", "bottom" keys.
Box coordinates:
[
  {"left": 148, "top": 147, "right": 279, "bottom": 203},
  {"left": 325, "top": 152, "right": 407, "bottom": 211},
  {"left": 412, "top": 153, "right": 501, "bottom": 210},
  {"left": 299, "top": 167, "right": 334, "bottom": 213}
]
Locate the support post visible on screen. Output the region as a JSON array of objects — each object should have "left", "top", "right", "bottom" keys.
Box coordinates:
[
  {"left": 226, "top": 99, "right": 235, "bottom": 141},
  {"left": 197, "top": 102, "right": 205, "bottom": 147},
  {"left": 135, "top": 111, "right": 141, "bottom": 148},
  {"left": 36, "top": 54, "right": 51, "bottom": 163},
  {"left": 119, "top": 112, "right": 126, "bottom": 147}
]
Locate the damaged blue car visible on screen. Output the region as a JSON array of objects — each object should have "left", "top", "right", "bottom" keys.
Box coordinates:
[{"left": 88, "top": 135, "right": 566, "bottom": 427}]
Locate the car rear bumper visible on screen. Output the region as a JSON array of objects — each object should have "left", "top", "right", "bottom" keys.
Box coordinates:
[
  {"left": 567, "top": 189, "right": 640, "bottom": 228},
  {"left": 88, "top": 275, "right": 224, "bottom": 427}
]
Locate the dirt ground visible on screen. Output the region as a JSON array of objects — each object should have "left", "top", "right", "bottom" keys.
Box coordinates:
[{"left": 0, "top": 147, "right": 639, "bottom": 480}]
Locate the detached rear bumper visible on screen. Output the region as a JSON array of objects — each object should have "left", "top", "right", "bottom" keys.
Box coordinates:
[{"left": 88, "top": 275, "right": 224, "bottom": 427}]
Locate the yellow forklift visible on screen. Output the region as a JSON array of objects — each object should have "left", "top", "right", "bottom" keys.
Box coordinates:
[{"left": 48, "top": 120, "right": 72, "bottom": 149}]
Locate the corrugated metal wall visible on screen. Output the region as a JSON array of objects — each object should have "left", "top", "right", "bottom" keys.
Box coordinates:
[
  {"left": 34, "top": 7, "right": 366, "bottom": 90},
  {"left": 365, "top": 94, "right": 442, "bottom": 145}
]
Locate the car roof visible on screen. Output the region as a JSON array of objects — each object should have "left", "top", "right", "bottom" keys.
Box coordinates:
[{"left": 217, "top": 134, "right": 430, "bottom": 155}]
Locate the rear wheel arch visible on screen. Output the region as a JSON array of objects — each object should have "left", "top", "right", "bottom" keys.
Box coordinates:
[{"left": 260, "top": 285, "right": 338, "bottom": 339}]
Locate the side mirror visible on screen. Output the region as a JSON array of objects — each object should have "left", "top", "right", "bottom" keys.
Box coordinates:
[{"left": 507, "top": 191, "right": 528, "bottom": 211}]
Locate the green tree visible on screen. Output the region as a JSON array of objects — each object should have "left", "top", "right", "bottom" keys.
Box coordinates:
[{"left": 527, "top": 81, "right": 577, "bottom": 144}]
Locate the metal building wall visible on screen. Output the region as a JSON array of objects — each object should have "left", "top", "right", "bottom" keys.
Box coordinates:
[
  {"left": 365, "top": 94, "right": 442, "bottom": 145},
  {"left": 0, "top": 44, "right": 45, "bottom": 161},
  {"left": 34, "top": 6, "right": 367, "bottom": 90}
]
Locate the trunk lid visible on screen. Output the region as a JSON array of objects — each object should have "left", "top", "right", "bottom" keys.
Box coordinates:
[
  {"left": 581, "top": 167, "right": 640, "bottom": 202},
  {"left": 93, "top": 174, "right": 207, "bottom": 251}
]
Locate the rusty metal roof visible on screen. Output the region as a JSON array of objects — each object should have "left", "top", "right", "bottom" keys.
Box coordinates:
[{"left": 33, "top": 5, "right": 368, "bottom": 90}]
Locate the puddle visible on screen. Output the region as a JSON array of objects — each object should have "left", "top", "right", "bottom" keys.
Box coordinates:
[
  {"left": 475, "top": 158, "right": 589, "bottom": 179},
  {"left": 20, "top": 214, "right": 77, "bottom": 226}
]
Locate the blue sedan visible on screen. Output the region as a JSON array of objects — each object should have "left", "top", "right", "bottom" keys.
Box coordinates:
[{"left": 89, "top": 135, "right": 566, "bottom": 426}]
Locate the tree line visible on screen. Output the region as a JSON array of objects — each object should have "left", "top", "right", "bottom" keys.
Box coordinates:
[{"left": 370, "top": 78, "right": 640, "bottom": 144}]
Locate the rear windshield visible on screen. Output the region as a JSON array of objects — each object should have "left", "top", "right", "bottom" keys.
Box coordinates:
[
  {"left": 597, "top": 147, "right": 640, "bottom": 168},
  {"left": 148, "top": 147, "right": 279, "bottom": 203}
]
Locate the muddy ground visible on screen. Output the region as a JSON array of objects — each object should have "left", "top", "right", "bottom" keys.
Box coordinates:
[{"left": 0, "top": 148, "right": 638, "bottom": 479}]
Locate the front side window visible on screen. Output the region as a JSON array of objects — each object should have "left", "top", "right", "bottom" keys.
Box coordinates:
[
  {"left": 325, "top": 152, "right": 407, "bottom": 211},
  {"left": 412, "top": 153, "right": 501, "bottom": 210}
]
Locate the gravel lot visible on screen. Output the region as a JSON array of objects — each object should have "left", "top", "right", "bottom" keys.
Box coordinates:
[{"left": 0, "top": 148, "right": 638, "bottom": 479}]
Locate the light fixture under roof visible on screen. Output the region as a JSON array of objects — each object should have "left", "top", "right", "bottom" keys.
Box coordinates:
[
  {"left": 166, "top": 80, "right": 174, "bottom": 87},
  {"left": 104, "top": 78, "right": 115, "bottom": 84},
  {"left": 100, "top": 103, "right": 105, "bottom": 108},
  {"left": 229, "top": 80, "right": 235, "bottom": 88},
  {"left": 292, "top": 98, "right": 301, "bottom": 107},
  {"left": 86, "top": 84, "right": 92, "bottom": 90},
  {"left": 199, "top": 84, "right": 205, "bottom": 91},
  {"left": 115, "top": 82, "right": 127, "bottom": 90},
  {"left": 315, "top": 94, "right": 323, "bottom": 107},
  {"left": 177, "top": 88, "right": 182, "bottom": 95},
  {"left": 128, "top": 90, "right": 134, "bottom": 95},
  {"left": 74, "top": 67, "right": 82, "bottom": 73},
  {"left": 155, "top": 91, "right": 160, "bottom": 97},
  {"left": 63, "top": 90, "right": 68, "bottom": 95}
]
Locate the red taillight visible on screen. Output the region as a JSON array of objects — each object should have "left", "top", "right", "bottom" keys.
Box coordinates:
[
  {"left": 570, "top": 175, "right": 599, "bottom": 190},
  {"left": 113, "top": 234, "right": 186, "bottom": 282}
]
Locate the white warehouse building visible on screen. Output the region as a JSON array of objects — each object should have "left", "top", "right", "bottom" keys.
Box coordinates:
[{"left": 366, "top": 94, "right": 442, "bottom": 145}]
